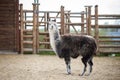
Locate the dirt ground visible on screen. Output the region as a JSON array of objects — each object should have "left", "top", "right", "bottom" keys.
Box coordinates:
[{"left": 0, "top": 54, "right": 120, "bottom": 80}]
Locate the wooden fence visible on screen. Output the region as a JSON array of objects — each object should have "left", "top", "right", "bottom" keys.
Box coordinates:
[
  {"left": 19, "top": 3, "right": 120, "bottom": 54},
  {"left": 0, "top": 0, "right": 19, "bottom": 52}
]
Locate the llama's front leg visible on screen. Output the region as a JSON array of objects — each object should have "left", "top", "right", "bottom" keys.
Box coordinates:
[
  {"left": 64, "top": 54, "right": 71, "bottom": 74},
  {"left": 66, "top": 61, "right": 71, "bottom": 74}
]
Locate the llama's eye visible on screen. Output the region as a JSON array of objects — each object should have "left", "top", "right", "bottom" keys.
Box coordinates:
[{"left": 50, "top": 25, "right": 53, "bottom": 29}]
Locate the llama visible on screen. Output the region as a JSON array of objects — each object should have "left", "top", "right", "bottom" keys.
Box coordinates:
[{"left": 48, "top": 21, "right": 97, "bottom": 76}]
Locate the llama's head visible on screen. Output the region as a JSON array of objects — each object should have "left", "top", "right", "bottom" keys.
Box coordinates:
[
  {"left": 49, "top": 21, "right": 60, "bottom": 40},
  {"left": 49, "top": 21, "right": 58, "bottom": 33}
]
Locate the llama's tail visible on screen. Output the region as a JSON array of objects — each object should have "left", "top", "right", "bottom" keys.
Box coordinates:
[{"left": 94, "top": 40, "right": 97, "bottom": 55}]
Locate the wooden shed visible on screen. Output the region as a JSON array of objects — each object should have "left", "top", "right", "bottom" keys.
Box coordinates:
[{"left": 0, "top": 0, "right": 19, "bottom": 52}]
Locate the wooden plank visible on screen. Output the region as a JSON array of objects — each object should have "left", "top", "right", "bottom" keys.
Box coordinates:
[
  {"left": 99, "top": 50, "right": 120, "bottom": 53},
  {"left": 0, "top": 18, "right": 14, "bottom": 21},
  {"left": 98, "top": 17, "right": 120, "bottom": 20},
  {"left": 39, "top": 32, "right": 49, "bottom": 35},
  {"left": 23, "top": 35, "right": 33, "bottom": 38},
  {"left": 23, "top": 30, "right": 33, "bottom": 32},
  {"left": 65, "top": 22, "right": 85, "bottom": 25},
  {"left": 23, "top": 21, "right": 33, "bottom": 23},
  {"left": 98, "top": 14, "right": 120, "bottom": 17},
  {"left": 23, "top": 41, "right": 33, "bottom": 44},
  {"left": 92, "top": 25, "right": 120, "bottom": 28},
  {"left": 0, "top": 14, "right": 14, "bottom": 17},
  {"left": 0, "top": 6, "right": 14, "bottom": 11},
  {"left": 0, "top": 0, "right": 15, "bottom": 3},
  {"left": 0, "top": 4, "right": 14, "bottom": 7},
  {"left": 99, "top": 40, "right": 120, "bottom": 42},
  {"left": 0, "top": 10, "right": 14, "bottom": 14},
  {"left": 99, "top": 36, "right": 120, "bottom": 38},
  {"left": 23, "top": 10, "right": 33, "bottom": 13},
  {"left": 99, "top": 25, "right": 120, "bottom": 28},
  {"left": 39, "top": 42, "right": 50, "bottom": 45},
  {"left": 99, "top": 45, "right": 120, "bottom": 48}
]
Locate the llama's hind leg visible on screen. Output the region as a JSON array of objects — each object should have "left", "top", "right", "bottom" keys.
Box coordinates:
[
  {"left": 80, "top": 57, "right": 88, "bottom": 76},
  {"left": 87, "top": 57, "right": 93, "bottom": 75}
]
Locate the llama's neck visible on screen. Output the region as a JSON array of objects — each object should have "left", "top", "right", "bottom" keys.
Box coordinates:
[{"left": 49, "top": 26, "right": 61, "bottom": 56}]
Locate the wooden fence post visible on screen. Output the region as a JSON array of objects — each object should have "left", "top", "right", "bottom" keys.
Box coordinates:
[
  {"left": 88, "top": 6, "right": 92, "bottom": 35},
  {"left": 33, "top": 3, "right": 40, "bottom": 54},
  {"left": 44, "top": 12, "right": 47, "bottom": 31},
  {"left": 33, "top": 3, "right": 37, "bottom": 54},
  {"left": 20, "top": 4, "right": 24, "bottom": 54},
  {"left": 47, "top": 12, "right": 50, "bottom": 31},
  {"left": 85, "top": 6, "right": 92, "bottom": 35},
  {"left": 61, "top": 6, "right": 65, "bottom": 34},
  {"left": 67, "top": 12, "right": 70, "bottom": 33},
  {"left": 85, "top": 7, "right": 88, "bottom": 34},
  {"left": 95, "top": 5, "right": 99, "bottom": 54},
  {"left": 36, "top": 3, "right": 40, "bottom": 53},
  {"left": 65, "top": 11, "right": 70, "bottom": 33},
  {"left": 81, "top": 11, "right": 84, "bottom": 34}
]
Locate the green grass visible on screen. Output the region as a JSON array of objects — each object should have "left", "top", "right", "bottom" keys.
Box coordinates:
[
  {"left": 38, "top": 51, "right": 55, "bottom": 55},
  {"left": 115, "top": 53, "right": 120, "bottom": 56},
  {"left": 23, "top": 52, "right": 33, "bottom": 54},
  {"left": 23, "top": 51, "right": 55, "bottom": 55}
]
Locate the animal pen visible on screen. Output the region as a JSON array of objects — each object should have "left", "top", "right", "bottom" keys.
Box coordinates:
[
  {"left": 19, "top": 3, "right": 120, "bottom": 55},
  {"left": 0, "top": 0, "right": 120, "bottom": 54}
]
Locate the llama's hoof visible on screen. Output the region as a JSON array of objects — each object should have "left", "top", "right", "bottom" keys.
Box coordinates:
[
  {"left": 67, "top": 72, "right": 71, "bottom": 75},
  {"left": 79, "top": 74, "right": 83, "bottom": 76}
]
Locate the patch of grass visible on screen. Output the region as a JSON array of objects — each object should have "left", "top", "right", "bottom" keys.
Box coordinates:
[
  {"left": 98, "top": 53, "right": 109, "bottom": 57},
  {"left": 22, "top": 51, "right": 55, "bottom": 55},
  {"left": 38, "top": 51, "right": 55, "bottom": 55},
  {"left": 115, "top": 53, "right": 120, "bottom": 57},
  {"left": 23, "top": 52, "right": 33, "bottom": 54}
]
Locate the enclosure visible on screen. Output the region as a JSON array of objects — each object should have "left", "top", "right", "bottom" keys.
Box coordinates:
[
  {"left": 0, "top": 0, "right": 120, "bottom": 54},
  {"left": 0, "top": 1, "right": 120, "bottom": 80}
]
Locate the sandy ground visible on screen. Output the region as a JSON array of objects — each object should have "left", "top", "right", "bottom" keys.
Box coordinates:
[{"left": 0, "top": 54, "right": 120, "bottom": 80}]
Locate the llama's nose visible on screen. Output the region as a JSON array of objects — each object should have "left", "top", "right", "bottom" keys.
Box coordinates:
[{"left": 50, "top": 25, "right": 54, "bottom": 29}]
